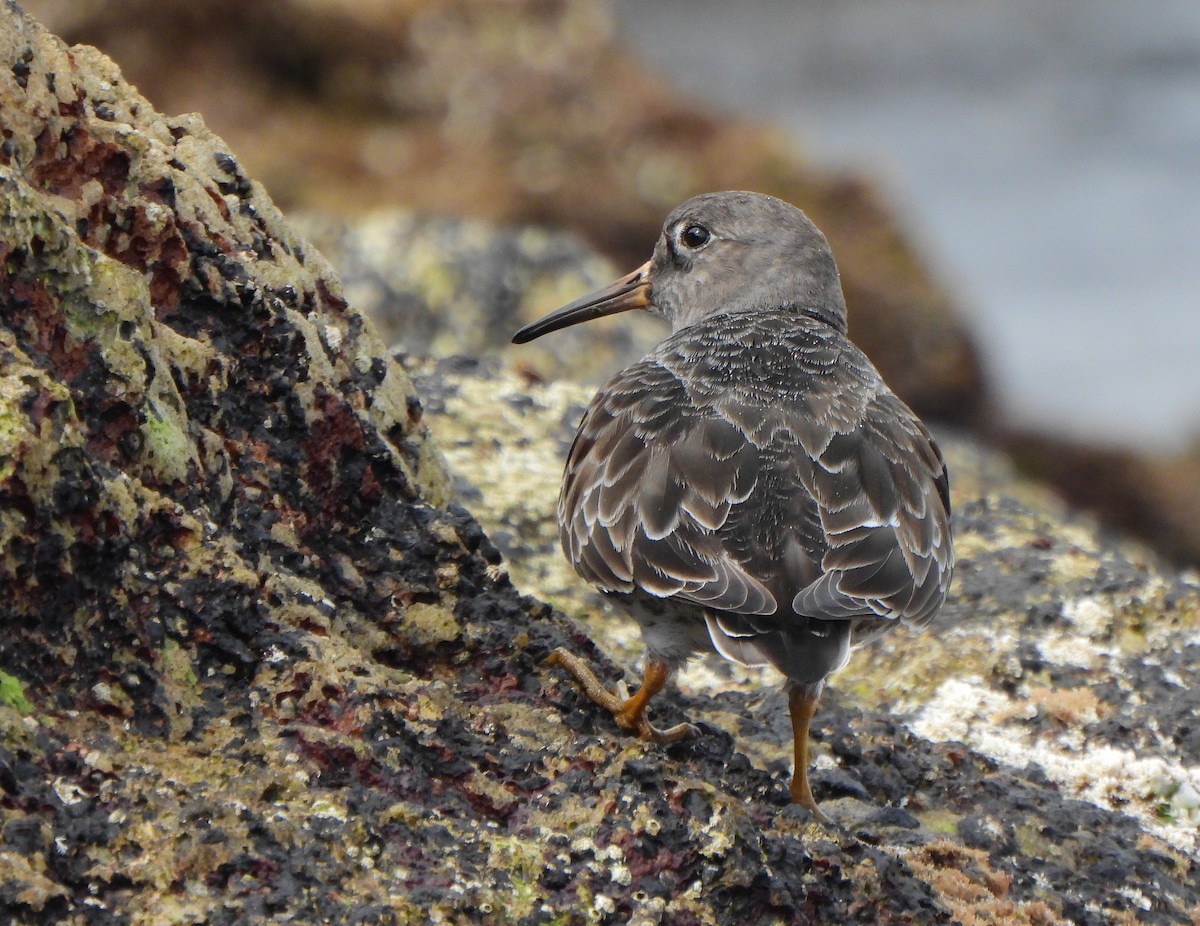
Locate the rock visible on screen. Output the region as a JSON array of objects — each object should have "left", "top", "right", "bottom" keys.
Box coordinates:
[
  {"left": 23, "top": 0, "right": 988, "bottom": 427},
  {"left": 413, "top": 352, "right": 1200, "bottom": 923},
  {"left": 1005, "top": 430, "right": 1200, "bottom": 570},
  {"left": 4, "top": 7, "right": 1200, "bottom": 926},
  {"left": 296, "top": 210, "right": 665, "bottom": 384}
]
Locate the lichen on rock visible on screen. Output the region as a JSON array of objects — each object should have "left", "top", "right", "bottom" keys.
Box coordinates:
[
  {"left": 4, "top": 4, "right": 1200, "bottom": 926},
  {"left": 415, "top": 351, "right": 1200, "bottom": 924}
]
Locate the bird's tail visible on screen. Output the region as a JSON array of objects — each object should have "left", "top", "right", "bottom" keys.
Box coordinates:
[{"left": 704, "top": 612, "right": 852, "bottom": 685}]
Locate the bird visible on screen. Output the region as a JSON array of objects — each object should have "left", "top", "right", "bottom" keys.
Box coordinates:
[{"left": 511, "top": 191, "right": 953, "bottom": 820}]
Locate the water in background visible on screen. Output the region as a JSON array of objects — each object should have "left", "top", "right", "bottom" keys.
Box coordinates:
[{"left": 615, "top": 0, "right": 1200, "bottom": 449}]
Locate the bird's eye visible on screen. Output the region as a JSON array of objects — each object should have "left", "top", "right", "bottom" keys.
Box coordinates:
[{"left": 679, "top": 224, "right": 711, "bottom": 249}]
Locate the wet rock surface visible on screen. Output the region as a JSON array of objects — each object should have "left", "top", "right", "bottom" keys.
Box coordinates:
[{"left": 2, "top": 5, "right": 1200, "bottom": 925}]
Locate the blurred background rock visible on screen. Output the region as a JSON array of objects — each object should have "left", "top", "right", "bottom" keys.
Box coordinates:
[{"left": 24, "top": 0, "right": 1200, "bottom": 568}]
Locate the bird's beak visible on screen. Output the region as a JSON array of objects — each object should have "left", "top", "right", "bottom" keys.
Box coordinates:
[{"left": 512, "top": 261, "right": 652, "bottom": 344}]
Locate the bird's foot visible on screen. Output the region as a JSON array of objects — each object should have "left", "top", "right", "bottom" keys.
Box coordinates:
[
  {"left": 547, "top": 647, "right": 697, "bottom": 745},
  {"left": 789, "top": 777, "right": 832, "bottom": 825}
]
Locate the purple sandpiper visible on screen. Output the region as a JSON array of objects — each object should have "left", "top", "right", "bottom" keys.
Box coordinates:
[{"left": 512, "top": 191, "right": 953, "bottom": 820}]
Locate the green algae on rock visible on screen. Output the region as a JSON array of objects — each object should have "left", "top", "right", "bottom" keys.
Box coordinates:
[{"left": 0, "top": 671, "right": 33, "bottom": 714}]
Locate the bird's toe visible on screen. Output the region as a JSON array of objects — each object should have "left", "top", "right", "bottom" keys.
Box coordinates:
[{"left": 644, "top": 720, "right": 700, "bottom": 745}]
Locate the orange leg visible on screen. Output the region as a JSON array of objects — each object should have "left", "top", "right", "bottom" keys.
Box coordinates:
[
  {"left": 788, "top": 685, "right": 830, "bottom": 823},
  {"left": 547, "top": 647, "right": 695, "bottom": 744}
]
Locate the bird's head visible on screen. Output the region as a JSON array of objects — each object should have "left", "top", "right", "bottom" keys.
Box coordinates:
[{"left": 512, "top": 191, "right": 847, "bottom": 344}]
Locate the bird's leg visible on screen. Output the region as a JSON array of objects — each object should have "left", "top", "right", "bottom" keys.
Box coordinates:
[
  {"left": 788, "top": 684, "right": 831, "bottom": 823},
  {"left": 547, "top": 647, "right": 696, "bottom": 744}
]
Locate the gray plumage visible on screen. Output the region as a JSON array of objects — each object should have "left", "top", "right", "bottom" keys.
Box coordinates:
[
  {"left": 513, "top": 190, "right": 953, "bottom": 813},
  {"left": 563, "top": 305, "right": 951, "bottom": 680}
]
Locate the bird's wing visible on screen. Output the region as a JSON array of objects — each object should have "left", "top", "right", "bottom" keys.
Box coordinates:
[
  {"left": 560, "top": 323, "right": 951, "bottom": 627},
  {"left": 790, "top": 390, "right": 952, "bottom": 626},
  {"left": 559, "top": 358, "right": 786, "bottom": 615}
]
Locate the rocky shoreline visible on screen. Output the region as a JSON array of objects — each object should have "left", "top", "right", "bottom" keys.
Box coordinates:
[{"left": 2, "top": 4, "right": 1200, "bottom": 924}]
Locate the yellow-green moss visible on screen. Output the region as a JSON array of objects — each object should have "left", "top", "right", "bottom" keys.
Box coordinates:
[
  {"left": 403, "top": 602, "right": 463, "bottom": 647},
  {"left": 917, "top": 808, "right": 962, "bottom": 837},
  {"left": 0, "top": 671, "right": 33, "bottom": 713},
  {"left": 140, "top": 401, "right": 195, "bottom": 484}
]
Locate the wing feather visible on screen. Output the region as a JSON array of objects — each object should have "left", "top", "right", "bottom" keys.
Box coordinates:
[
  {"left": 792, "top": 393, "right": 952, "bottom": 625},
  {"left": 557, "top": 311, "right": 952, "bottom": 636},
  {"left": 560, "top": 357, "right": 782, "bottom": 615}
]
